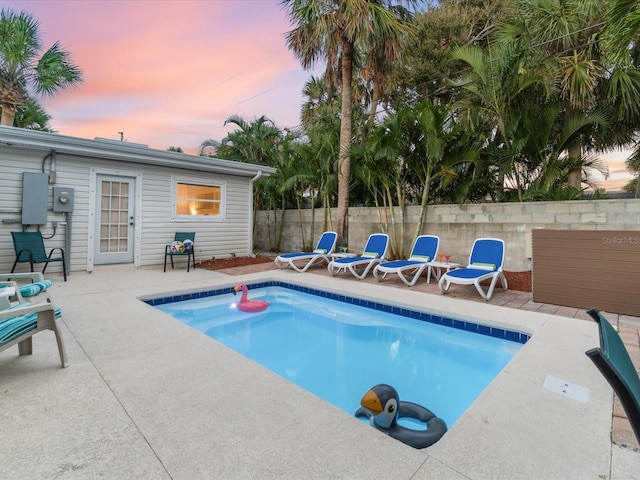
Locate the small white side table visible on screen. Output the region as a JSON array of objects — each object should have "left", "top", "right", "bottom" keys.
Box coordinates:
[
  {"left": 0, "top": 285, "right": 16, "bottom": 310},
  {"left": 426, "top": 262, "right": 460, "bottom": 284},
  {"left": 331, "top": 253, "right": 357, "bottom": 260}
]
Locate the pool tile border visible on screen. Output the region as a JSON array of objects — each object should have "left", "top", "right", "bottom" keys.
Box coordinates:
[{"left": 144, "top": 281, "right": 530, "bottom": 344}]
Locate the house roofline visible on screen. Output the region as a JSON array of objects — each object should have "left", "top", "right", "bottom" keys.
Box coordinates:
[{"left": 0, "top": 126, "right": 276, "bottom": 178}]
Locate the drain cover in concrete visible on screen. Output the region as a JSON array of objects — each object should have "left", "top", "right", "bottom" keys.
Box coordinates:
[{"left": 542, "top": 375, "right": 590, "bottom": 403}]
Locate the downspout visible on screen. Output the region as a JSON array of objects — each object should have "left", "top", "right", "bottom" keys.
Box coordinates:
[{"left": 249, "top": 171, "right": 263, "bottom": 255}]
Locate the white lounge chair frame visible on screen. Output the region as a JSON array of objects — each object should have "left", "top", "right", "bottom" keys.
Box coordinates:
[
  {"left": 274, "top": 231, "right": 338, "bottom": 272},
  {"left": 373, "top": 235, "right": 440, "bottom": 286},
  {"left": 0, "top": 272, "right": 52, "bottom": 304},
  {"left": 438, "top": 238, "right": 508, "bottom": 301},
  {"left": 327, "top": 233, "right": 389, "bottom": 280},
  {"left": 0, "top": 301, "right": 68, "bottom": 368}
]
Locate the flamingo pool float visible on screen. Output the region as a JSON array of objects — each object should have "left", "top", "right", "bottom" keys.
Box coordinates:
[{"left": 233, "top": 283, "right": 269, "bottom": 313}]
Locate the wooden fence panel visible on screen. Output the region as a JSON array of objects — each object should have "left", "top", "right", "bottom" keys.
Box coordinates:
[{"left": 532, "top": 230, "right": 640, "bottom": 316}]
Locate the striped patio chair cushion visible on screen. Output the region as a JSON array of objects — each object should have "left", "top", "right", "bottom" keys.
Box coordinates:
[
  {"left": 0, "top": 303, "right": 38, "bottom": 345},
  {"left": 18, "top": 280, "right": 52, "bottom": 298}
]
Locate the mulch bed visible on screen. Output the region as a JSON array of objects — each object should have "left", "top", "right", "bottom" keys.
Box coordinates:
[
  {"left": 196, "top": 257, "right": 273, "bottom": 271},
  {"left": 196, "top": 256, "right": 533, "bottom": 292},
  {"left": 503, "top": 271, "right": 532, "bottom": 292}
]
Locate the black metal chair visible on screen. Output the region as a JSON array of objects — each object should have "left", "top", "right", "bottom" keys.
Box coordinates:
[
  {"left": 164, "top": 232, "right": 196, "bottom": 272},
  {"left": 585, "top": 308, "right": 640, "bottom": 444},
  {"left": 11, "top": 231, "right": 67, "bottom": 281}
]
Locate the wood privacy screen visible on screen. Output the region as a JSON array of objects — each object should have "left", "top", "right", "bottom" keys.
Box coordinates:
[{"left": 533, "top": 230, "right": 640, "bottom": 316}]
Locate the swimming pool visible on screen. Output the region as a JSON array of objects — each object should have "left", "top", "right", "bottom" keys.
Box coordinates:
[{"left": 150, "top": 282, "right": 527, "bottom": 428}]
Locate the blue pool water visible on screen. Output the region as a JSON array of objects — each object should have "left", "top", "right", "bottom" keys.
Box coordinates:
[{"left": 153, "top": 285, "right": 525, "bottom": 427}]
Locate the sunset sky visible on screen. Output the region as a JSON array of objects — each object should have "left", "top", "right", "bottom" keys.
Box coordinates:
[
  {"left": 6, "top": 0, "right": 321, "bottom": 152},
  {"left": 3, "top": 0, "right": 635, "bottom": 191}
]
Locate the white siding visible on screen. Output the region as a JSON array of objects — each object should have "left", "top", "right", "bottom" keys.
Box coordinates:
[{"left": 0, "top": 146, "right": 254, "bottom": 274}]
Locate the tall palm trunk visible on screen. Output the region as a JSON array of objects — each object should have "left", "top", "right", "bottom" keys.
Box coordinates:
[
  {"left": 413, "top": 164, "right": 432, "bottom": 245},
  {"left": 296, "top": 195, "right": 309, "bottom": 251},
  {"left": 0, "top": 105, "right": 16, "bottom": 126},
  {"left": 567, "top": 136, "right": 582, "bottom": 189},
  {"left": 276, "top": 197, "right": 286, "bottom": 252},
  {"left": 336, "top": 41, "right": 353, "bottom": 247},
  {"left": 367, "top": 75, "right": 382, "bottom": 126}
]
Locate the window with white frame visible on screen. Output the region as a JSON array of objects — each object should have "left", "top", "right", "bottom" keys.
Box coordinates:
[{"left": 174, "top": 180, "right": 225, "bottom": 219}]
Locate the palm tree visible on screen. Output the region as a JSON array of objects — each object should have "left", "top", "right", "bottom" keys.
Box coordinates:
[
  {"left": 622, "top": 147, "right": 640, "bottom": 198},
  {"left": 300, "top": 75, "right": 339, "bottom": 129},
  {"left": 604, "top": 0, "right": 640, "bottom": 198},
  {"left": 211, "top": 115, "right": 282, "bottom": 166},
  {"left": 500, "top": 0, "right": 640, "bottom": 190},
  {"left": 449, "top": 41, "right": 553, "bottom": 201},
  {"left": 281, "top": 0, "right": 415, "bottom": 246},
  {"left": 13, "top": 97, "right": 53, "bottom": 131},
  {"left": 0, "top": 9, "right": 82, "bottom": 125},
  {"left": 605, "top": 0, "right": 640, "bottom": 62}
]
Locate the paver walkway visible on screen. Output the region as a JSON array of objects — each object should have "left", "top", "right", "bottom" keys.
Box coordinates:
[{"left": 223, "top": 259, "right": 640, "bottom": 451}]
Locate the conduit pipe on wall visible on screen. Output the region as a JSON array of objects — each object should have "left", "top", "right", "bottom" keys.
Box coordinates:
[
  {"left": 64, "top": 211, "right": 72, "bottom": 276},
  {"left": 249, "top": 170, "right": 263, "bottom": 255},
  {"left": 42, "top": 149, "right": 57, "bottom": 184}
]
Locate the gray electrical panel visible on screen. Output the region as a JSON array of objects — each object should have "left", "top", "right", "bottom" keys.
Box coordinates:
[
  {"left": 53, "top": 187, "right": 74, "bottom": 212},
  {"left": 22, "top": 172, "right": 49, "bottom": 225}
]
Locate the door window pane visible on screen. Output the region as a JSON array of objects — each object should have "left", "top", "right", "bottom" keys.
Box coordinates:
[{"left": 99, "top": 180, "right": 130, "bottom": 253}]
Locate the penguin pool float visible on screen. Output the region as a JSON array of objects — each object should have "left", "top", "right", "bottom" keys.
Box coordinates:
[{"left": 355, "top": 384, "right": 447, "bottom": 449}]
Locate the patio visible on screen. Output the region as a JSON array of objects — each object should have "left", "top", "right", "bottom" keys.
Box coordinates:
[{"left": 1, "top": 262, "right": 639, "bottom": 479}]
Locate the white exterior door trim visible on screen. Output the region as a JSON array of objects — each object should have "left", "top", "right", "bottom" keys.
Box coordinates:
[{"left": 87, "top": 167, "right": 142, "bottom": 272}]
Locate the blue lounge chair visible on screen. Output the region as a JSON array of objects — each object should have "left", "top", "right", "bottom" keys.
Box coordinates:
[
  {"left": 373, "top": 235, "right": 440, "bottom": 287},
  {"left": 585, "top": 308, "right": 640, "bottom": 444},
  {"left": 438, "top": 238, "right": 507, "bottom": 301},
  {"left": 327, "top": 233, "right": 389, "bottom": 280},
  {"left": 274, "top": 231, "right": 338, "bottom": 273}
]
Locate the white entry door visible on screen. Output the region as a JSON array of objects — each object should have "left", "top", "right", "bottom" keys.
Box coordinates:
[{"left": 94, "top": 175, "right": 136, "bottom": 265}]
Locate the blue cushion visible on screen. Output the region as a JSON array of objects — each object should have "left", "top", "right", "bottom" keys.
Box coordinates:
[
  {"left": 316, "top": 232, "right": 337, "bottom": 252},
  {"left": 278, "top": 252, "right": 310, "bottom": 259},
  {"left": 446, "top": 268, "right": 495, "bottom": 279},
  {"left": 379, "top": 260, "right": 425, "bottom": 269}
]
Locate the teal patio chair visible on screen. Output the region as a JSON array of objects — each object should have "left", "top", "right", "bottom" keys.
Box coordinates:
[
  {"left": 11, "top": 231, "right": 67, "bottom": 281},
  {"left": 585, "top": 308, "right": 640, "bottom": 444},
  {"left": 164, "top": 232, "right": 196, "bottom": 272}
]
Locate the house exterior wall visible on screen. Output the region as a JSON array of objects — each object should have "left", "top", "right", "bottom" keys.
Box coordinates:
[
  {"left": 254, "top": 199, "right": 640, "bottom": 271},
  {"left": 0, "top": 145, "right": 253, "bottom": 275}
]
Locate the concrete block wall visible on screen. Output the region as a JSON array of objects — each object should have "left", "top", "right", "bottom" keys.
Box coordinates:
[{"left": 254, "top": 199, "right": 640, "bottom": 271}]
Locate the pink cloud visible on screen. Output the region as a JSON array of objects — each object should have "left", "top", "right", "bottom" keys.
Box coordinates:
[{"left": 8, "top": 0, "right": 313, "bottom": 153}]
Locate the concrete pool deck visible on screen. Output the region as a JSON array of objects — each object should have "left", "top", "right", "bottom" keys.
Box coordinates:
[{"left": 1, "top": 263, "right": 639, "bottom": 479}]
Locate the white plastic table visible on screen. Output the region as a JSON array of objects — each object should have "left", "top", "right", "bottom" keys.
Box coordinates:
[
  {"left": 426, "top": 262, "right": 460, "bottom": 284},
  {"left": 330, "top": 253, "right": 357, "bottom": 260}
]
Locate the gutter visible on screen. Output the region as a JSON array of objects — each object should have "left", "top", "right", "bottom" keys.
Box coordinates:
[{"left": 0, "top": 126, "right": 276, "bottom": 178}]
